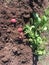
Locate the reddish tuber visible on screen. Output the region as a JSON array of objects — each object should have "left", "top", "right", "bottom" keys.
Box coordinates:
[
  {"left": 10, "top": 19, "right": 16, "bottom": 23},
  {"left": 17, "top": 27, "right": 23, "bottom": 32}
]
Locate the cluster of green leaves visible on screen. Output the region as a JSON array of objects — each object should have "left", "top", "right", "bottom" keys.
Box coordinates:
[{"left": 24, "top": 13, "right": 47, "bottom": 55}]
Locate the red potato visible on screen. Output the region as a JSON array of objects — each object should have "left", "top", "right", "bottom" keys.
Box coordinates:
[
  {"left": 17, "top": 28, "right": 23, "bottom": 32},
  {"left": 10, "top": 19, "right": 16, "bottom": 23}
]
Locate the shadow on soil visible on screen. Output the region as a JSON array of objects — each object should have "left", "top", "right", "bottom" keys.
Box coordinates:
[{"left": 33, "top": 54, "right": 38, "bottom": 65}]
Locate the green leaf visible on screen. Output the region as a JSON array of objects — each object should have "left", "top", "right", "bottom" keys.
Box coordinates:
[
  {"left": 43, "top": 26, "right": 47, "bottom": 31},
  {"left": 41, "top": 15, "right": 47, "bottom": 26},
  {"left": 37, "top": 50, "right": 43, "bottom": 55},
  {"left": 37, "top": 17, "right": 41, "bottom": 23},
  {"left": 33, "top": 13, "right": 39, "bottom": 19},
  {"left": 43, "top": 15, "right": 47, "bottom": 22},
  {"left": 34, "top": 17, "right": 41, "bottom": 28},
  {"left": 30, "top": 18, "right": 33, "bottom": 25},
  {"left": 36, "top": 37, "right": 42, "bottom": 44}
]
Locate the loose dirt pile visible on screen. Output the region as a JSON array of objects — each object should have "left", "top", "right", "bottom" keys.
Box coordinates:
[{"left": 0, "top": 0, "right": 49, "bottom": 65}]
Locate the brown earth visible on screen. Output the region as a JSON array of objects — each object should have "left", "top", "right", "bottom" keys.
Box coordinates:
[{"left": 0, "top": 0, "right": 49, "bottom": 65}]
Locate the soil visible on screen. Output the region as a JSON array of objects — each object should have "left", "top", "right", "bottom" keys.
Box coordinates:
[{"left": 0, "top": 0, "right": 49, "bottom": 65}]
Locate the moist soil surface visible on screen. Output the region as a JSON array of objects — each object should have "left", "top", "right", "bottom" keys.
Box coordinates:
[{"left": 0, "top": 0, "right": 49, "bottom": 65}]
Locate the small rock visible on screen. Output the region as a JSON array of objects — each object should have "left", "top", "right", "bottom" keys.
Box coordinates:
[
  {"left": 12, "top": 46, "right": 21, "bottom": 55},
  {"left": 19, "top": 44, "right": 24, "bottom": 50},
  {"left": 21, "top": 59, "right": 27, "bottom": 63},
  {"left": 7, "top": 28, "right": 11, "bottom": 33},
  {"left": 17, "top": 51, "right": 21, "bottom": 56},
  {"left": 0, "top": 43, "right": 4, "bottom": 50},
  {"left": 12, "top": 47, "right": 17, "bottom": 55},
  {"left": 1, "top": 57, "right": 9, "bottom": 63},
  {"left": 23, "top": 14, "right": 30, "bottom": 18}
]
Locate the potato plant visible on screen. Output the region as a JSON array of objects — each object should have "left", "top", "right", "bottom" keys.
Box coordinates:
[{"left": 24, "top": 13, "right": 47, "bottom": 55}]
